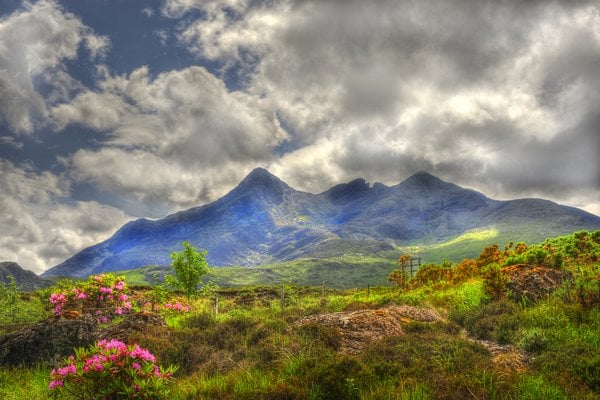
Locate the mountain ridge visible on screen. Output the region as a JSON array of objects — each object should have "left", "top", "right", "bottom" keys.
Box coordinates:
[
  {"left": 0, "top": 261, "right": 52, "bottom": 291},
  {"left": 42, "top": 169, "right": 600, "bottom": 278}
]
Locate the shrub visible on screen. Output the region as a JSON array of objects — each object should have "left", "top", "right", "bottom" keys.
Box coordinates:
[
  {"left": 410, "top": 260, "right": 453, "bottom": 288},
  {"left": 477, "top": 245, "right": 504, "bottom": 267},
  {"left": 49, "top": 274, "right": 132, "bottom": 322},
  {"left": 482, "top": 263, "right": 508, "bottom": 301},
  {"left": 453, "top": 259, "right": 479, "bottom": 282},
  {"left": 49, "top": 339, "right": 177, "bottom": 399}
]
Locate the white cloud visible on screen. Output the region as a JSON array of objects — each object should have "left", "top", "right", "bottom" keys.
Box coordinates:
[
  {"left": 0, "top": 0, "right": 108, "bottom": 133},
  {"left": 52, "top": 65, "right": 286, "bottom": 208},
  {"left": 170, "top": 0, "right": 600, "bottom": 214},
  {"left": 0, "top": 160, "right": 131, "bottom": 273}
]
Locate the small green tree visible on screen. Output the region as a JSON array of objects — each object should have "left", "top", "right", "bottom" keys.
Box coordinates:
[{"left": 168, "top": 241, "right": 209, "bottom": 299}]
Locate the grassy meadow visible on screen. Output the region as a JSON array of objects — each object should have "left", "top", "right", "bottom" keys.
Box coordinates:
[{"left": 0, "top": 230, "right": 599, "bottom": 399}]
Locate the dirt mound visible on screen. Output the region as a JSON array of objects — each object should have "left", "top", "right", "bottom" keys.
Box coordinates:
[
  {"left": 502, "top": 264, "right": 571, "bottom": 302},
  {"left": 296, "top": 304, "right": 442, "bottom": 354}
]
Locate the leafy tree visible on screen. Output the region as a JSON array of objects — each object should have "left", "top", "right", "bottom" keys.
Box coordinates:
[{"left": 167, "top": 242, "right": 209, "bottom": 299}]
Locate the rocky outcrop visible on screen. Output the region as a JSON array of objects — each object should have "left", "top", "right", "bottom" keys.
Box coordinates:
[
  {"left": 296, "top": 304, "right": 442, "bottom": 354},
  {"left": 0, "top": 315, "right": 98, "bottom": 366},
  {"left": 0, "top": 312, "right": 167, "bottom": 367}
]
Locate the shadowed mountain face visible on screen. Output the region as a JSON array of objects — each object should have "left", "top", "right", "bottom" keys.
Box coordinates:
[
  {"left": 42, "top": 168, "right": 600, "bottom": 278},
  {"left": 0, "top": 262, "right": 52, "bottom": 291}
]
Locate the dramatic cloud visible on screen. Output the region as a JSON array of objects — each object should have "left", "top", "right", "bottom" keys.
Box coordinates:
[
  {"left": 1, "top": 0, "right": 599, "bottom": 272},
  {"left": 0, "top": 160, "right": 130, "bottom": 273},
  {"left": 0, "top": 0, "right": 108, "bottom": 133},
  {"left": 172, "top": 0, "right": 600, "bottom": 211},
  {"left": 52, "top": 65, "right": 287, "bottom": 209}
]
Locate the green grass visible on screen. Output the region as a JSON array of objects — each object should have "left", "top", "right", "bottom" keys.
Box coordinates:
[
  {"left": 120, "top": 255, "right": 399, "bottom": 289},
  {"left": 0, "top": 366, "right": 49, "bottom": 400},
  {"left": 2, "top": 231, "right": 599, "bottom": 399}
]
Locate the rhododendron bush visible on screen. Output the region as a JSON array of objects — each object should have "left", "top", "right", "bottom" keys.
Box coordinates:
[
  {"left": 49, "top": 339, "right": 177, "bottom": 399},
  {"left": 49, "top": 274, "right": 132, "bottom": 322}
]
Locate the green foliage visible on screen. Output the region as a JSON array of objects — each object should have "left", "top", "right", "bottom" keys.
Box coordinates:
[
  {"left": 410, "top": 260, "right": 453, "bottom": 288},
  {"left": 482, "top": 263, "right": 508, "bottom": 301},
  {"left": 387, "top": 268, "right": 410, "bottom": 288},
  {"left": 0, "top": 276, "right": 17, "bottom": 320},
  {"left": 168, "top": 241, "right": 209, "bottom": 299},
  {"left": 0, "top": 276, "right": 49, "bottom": 328}
]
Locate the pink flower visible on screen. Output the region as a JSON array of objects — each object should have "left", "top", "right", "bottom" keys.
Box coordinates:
[
  {"left": 99, "top": 339, "right": 127, "bottom": 353},
  {"left": 118, "top": 294, "right": 128, "bottom": 302},
  {"left": 129, "top": 345, "right": 156, "bottom": 362},
  {"left": 99, "top": 287, "right": 113, "bottom": 294},
  {"left": 77, "top": 292, "right": 88, "bottom": 300},
  {"left": 49, "top": 380, "right": 63, "bottom": 390},
  {"left": 132, "top": 362, "right": 141, "bottom": 370},
  {"left": 115, "top": 307, "right": 123, "bottom": 315},
  {"left": 124, "top": 302, "right": 132, "bottom": 310},
  {"left": 56, "top": 364, "right": 76, "bottom": 377}
]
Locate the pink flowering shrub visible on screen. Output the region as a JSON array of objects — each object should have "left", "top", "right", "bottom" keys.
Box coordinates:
[
  {"left": 146, "top": 302, "right": 190, "bottom": 313},
  {"left": 49, "top": 274, "right": 133, "bottom": 322},
  {"left": 49, "top": 339, "right": 177, "bottom": 399}
]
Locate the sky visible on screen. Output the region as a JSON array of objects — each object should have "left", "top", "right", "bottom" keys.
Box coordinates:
[{"left": 0, "top": 0, "right": 599, "bottom": 274}]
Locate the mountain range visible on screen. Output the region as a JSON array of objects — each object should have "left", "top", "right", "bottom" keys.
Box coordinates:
[{"left": 42, "top": 168, "right": 600, "bottom": 278}]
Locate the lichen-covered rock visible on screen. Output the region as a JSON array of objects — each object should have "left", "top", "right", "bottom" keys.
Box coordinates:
[
  {"left": 0, "top": 315, "right": 98, "bottom": 366},
  {"left": 0, "top": 312, "right": 167, "bottom": 367}
]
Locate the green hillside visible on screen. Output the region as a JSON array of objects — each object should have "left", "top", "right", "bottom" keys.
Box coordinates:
[{"left": 1, "top": 230, "right": 599, "bottom": 399}]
